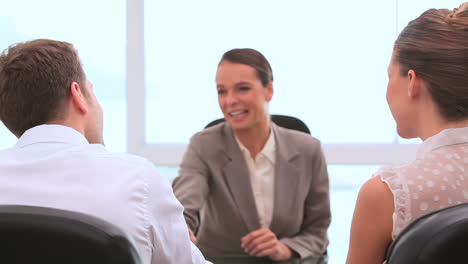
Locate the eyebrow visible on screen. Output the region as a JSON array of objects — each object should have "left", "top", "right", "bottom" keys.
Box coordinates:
[
  {"left": 216, "top": 81, "right": 253, "bottom": 89},
  {"left": 235, "top": 81, "right": 253, "bottom": 86}
]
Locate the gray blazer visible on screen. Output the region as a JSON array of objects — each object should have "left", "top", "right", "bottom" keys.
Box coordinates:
[{"left": 172, "top": 122, "right": 330, "bottom": 258}]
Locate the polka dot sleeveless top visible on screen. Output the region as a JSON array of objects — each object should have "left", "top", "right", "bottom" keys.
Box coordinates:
[{"left": 377, "top": 127, "right": 468, "bottom": 239}]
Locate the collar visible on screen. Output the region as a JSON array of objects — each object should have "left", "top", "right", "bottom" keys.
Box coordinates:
[
  {"left": 235, "top": 127, "right": 276, "bottom": 163},
  {"left": 416, "top": 127, "right": 468, "bottom": 158},
  {"left": 15, "top": 124, "right": 90, "bottom": 148}
]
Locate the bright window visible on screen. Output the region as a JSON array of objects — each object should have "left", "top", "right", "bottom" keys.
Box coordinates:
[
  {"left": 136, "top": 0, "right": 462, "bottom": 166},
  {"left": 144, "top": 0, "right": 397, "bottom": 144},
  {"left": 138, "top": 0, "right": 434, "bottom": 166},
  {"left": 0, "top": 0, "right": 126, "bottom": 152}
]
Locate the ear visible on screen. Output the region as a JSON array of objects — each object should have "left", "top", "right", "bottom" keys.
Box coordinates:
[
  {"left": 407, "top": 70, "right": 421, "bottom": 98},
  {"left": 70, "top": 82, "right": 88, "bottom": 115},
  {"left": 265, "top": 81, "right": 273, "bottom": 102}
]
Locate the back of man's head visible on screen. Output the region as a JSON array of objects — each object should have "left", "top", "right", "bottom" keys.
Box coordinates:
[{"left": 0, "top": 39, "right": 86, "bottom": 138}]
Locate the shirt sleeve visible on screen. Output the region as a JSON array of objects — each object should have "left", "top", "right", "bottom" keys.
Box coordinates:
[{"left": 144, "top": 164, "right": 211, "bottom": 264}]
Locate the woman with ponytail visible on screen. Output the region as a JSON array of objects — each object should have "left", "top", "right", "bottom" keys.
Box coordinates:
[{"left": 347, "top": 3, "right": 468, "bottom": 263}]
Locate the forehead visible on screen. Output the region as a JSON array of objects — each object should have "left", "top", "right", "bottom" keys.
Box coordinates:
[
  {"left": 388, "top": 54, "right": 399, "bottom": 71},
  {"left": 216, "top": 62, "right": 258, "bottom": 83}
]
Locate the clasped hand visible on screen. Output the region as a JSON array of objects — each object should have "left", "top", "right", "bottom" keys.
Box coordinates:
[{"left": 241, "top": 228, "right": 293, "bottom": 261}]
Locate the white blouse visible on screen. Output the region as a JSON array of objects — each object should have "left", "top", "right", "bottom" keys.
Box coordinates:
[
  {"left": 235, "top": 129, "right": 276, "bottom": 228},
  {"left": 378, "top": 127, "right": 468, "bottom": 239}
]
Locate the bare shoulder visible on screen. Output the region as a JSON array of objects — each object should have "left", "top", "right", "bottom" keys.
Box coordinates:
[
  {"left": 346, "top": 176, "right": 394, "bottom": 263},
  {"left": 355, "top": 176, "right": 395, "bottom": 220},
  {"left": 359, "top": 176, "right": 394, "bottom": 205}
]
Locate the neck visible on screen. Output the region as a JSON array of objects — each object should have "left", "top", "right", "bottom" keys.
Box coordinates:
[
  {"left": 47, "top": 115, "right": 86, "bottom": 140},
  {"left": 413, "top": 95, "right": 468, "bottom": 141},
  {"left": 234, "top": 118, "right": 271, "bottom": 158},
  {"left": 419, "top": 117, "right": 468, "bottom": 141}
]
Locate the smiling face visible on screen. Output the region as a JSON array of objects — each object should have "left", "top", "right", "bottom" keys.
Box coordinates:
[{"left": 216, "top": 61, "right": 273, "bottom": 133}]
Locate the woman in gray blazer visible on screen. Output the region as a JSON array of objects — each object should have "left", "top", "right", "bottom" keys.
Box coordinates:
[{"left": 172, "top": 48, "right": 331, "bottom": 261}]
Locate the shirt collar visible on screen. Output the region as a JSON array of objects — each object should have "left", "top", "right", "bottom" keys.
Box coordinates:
[
  {"left": 416, "top": 127, "right": 468, "bottom": 158},
  {"left": 15, "top": 124, "right": 90, "bottom": 148},
  {"left": 262, "top": 129, "right": 276, "bottom": 163},
  {"left": 235, "top": 128, "right": 276, "bottom": 162}
]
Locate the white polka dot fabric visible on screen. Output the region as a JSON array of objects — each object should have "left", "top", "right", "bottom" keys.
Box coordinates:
[{"left": 377, "top": 127, "right": 468, "bottom": 239}]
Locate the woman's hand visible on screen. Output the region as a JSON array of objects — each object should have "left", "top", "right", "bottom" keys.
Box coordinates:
[{"left": 241, "top": 228, "right": 293, "bottom": 261}]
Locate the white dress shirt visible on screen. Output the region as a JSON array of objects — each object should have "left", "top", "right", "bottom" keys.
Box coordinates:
[
  {"left": 0, "top": 125, "right": 209, "bottom": 264},
  {"left": 235, "top": 129, "right": 276, "bottom": 228}
]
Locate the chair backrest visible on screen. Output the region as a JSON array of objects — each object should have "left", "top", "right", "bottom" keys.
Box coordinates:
[
  {"left": 386, "top": 203, "right": 468, "bottom": 264},
  {"left": 205, "top": 114, "right": 311, "bottom": 134},
  {"left": 0, "top": 205, "right": 142, "bottom": 264}
]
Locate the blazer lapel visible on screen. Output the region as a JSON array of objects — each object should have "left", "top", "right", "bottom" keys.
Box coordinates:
[
  {"left": 269, "top": 124, "right": 300, "bottom": 235},
  {"left": 221, "top": 124, "right": 261, "bottom": 232}
]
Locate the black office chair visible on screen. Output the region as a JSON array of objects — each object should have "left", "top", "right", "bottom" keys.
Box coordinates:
[
  {"left": 205, "top": 114, "right": 311, "bottom": 134},
  {"left": 386, "top": 203, "right": 468, "bottom": 264},
  {"left": 0, "top": 205, "right": 142, "bottom": 264}
]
